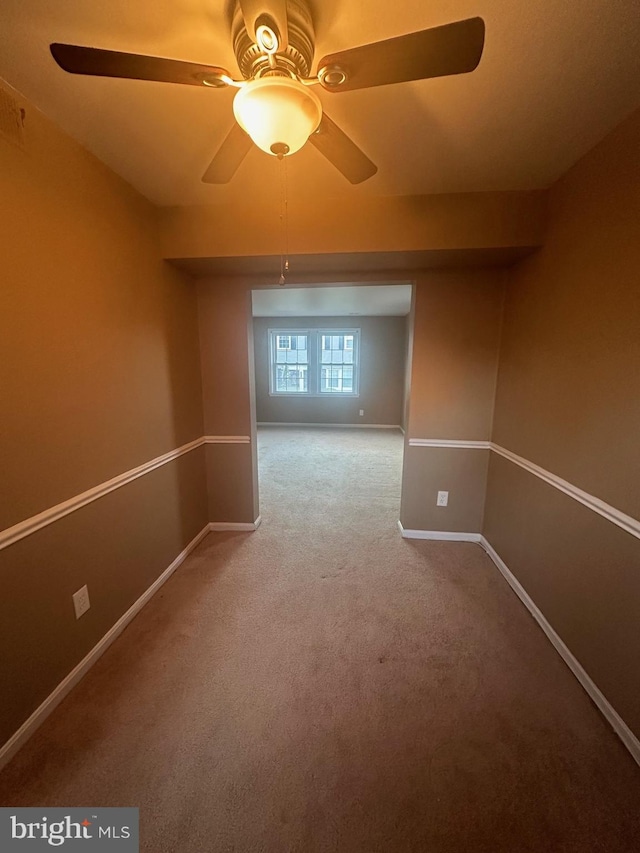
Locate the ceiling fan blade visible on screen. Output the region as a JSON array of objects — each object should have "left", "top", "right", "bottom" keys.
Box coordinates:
[
  {"left": 202, "top": 123, "right": 253, "bottom": 183},
  {"left": 317, "top": 17, "right": 485, "bottom": 93},
  {"left": 50, "top": 43, "right": 233, "bottom": 87},
  {"left": 308, "top": 114, "right": 377, "bottom": 184},
  {"left": 237, "top": 0, "right": 289, "bottom": 50}
]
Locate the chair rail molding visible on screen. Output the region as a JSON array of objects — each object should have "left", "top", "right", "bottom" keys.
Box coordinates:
[
  {"left": 490, "top": 443, "right": 640, "bottom": 540},
  {"left": 407, "top": 439, "right": 640, "bottom": 541},
  {"left": 408, "top": 438, "right": 491, "bottom": 449},
  {"left": 0, "top": 435, "right": 253, "bottom": 551}
]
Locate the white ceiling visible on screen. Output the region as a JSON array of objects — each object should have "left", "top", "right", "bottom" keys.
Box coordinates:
[
  {"left": 252, "top": 284, "right": 412, "bottom": 316},
  {"left": 1, "top": 1, "right": 639, "bottom": 207}
]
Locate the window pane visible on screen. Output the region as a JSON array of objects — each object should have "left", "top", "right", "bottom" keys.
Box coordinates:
[
  {"left": 297, "top": 336, "right": 308, "bottom": 361},
  {"left": 285, "top": 344, "right": 308, "bottom": 363},
  {"left": 276, "top": 364, "right": 308, "bottom": 392}
]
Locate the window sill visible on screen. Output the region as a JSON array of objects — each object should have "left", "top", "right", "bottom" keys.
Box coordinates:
[{"left": 268, "top": 392, "right": 360, "bottom": 398}]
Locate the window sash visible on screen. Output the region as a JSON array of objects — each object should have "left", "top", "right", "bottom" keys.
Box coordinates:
[
  {"left": 318, "top": 329, "right": 359, "bottom": 395},
  {"left": 275, "top": 363, "right": 308, "bottom": 393},
  {"left": 321, "top": 365, "right": 354, "bottom": 393}
]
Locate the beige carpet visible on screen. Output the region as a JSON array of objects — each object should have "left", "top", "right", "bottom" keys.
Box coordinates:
[{"left": 1, "top": 427, "right": 639, "bottom": 851}]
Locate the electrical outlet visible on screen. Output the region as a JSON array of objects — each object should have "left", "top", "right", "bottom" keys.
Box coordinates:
[
  {"left": 72, "top": 585, "right": 90, "bottom": 620},
  {"left": 437, "top": 491, "right": 449, "bottom": 507},
  {"left": 359, "top": 409, "right": 364, "bottom": 416}
]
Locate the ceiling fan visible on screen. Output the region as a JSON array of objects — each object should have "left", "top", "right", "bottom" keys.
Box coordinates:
[{"left": 49, "top": 0, "right": 485, "bottom": 185}]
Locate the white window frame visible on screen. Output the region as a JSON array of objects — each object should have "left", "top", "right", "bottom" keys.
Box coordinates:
[{"left": 268, "top": 328, "right": 360, "bottom": 397}]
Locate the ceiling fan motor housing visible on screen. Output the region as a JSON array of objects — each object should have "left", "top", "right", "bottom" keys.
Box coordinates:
[{"left": 232, "top": 0, "right": 315, "bottom": 80}]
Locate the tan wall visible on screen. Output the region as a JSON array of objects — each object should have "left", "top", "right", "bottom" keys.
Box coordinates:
[
  {"left": 0, "top": 86, "right": 207, "bottom": 747},
  {"left": 159, "top": 191, "right": 546, "bottom": 261},
  {"left": 400, "top": 269, "right": 505, "bottom": 533},
  {"left": 253, "top": 316, "right": 407, "bottom": 426},
  {"left": 407, "top": 270, "right": 505, "bottom": 440},
  {"left": 198, "top": 271, "right": 503, "bottom": 534},
  {"left": 401, "top": 446, "right": 490, "bottom": 533},
  {"left": 401, "top": 310, "right": 415, "bottom": 432},
  {"left": 484, "top": 108, "right": 640, "bottom": 738},
  {"left": 197, "top": 280, "right": 258, "bottom": 524}
]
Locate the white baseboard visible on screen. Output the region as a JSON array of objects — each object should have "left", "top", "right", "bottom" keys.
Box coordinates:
[
  {"left": 208, "top": 516, "right": 261, "bottom": 532},
  {"left": 258, "top": 422, "right": 402, "bottom": 430},
  {"left": 479, "top": 536, "right": 640, "bottom": 768},
  {"left": 0, "top": 524, "right": 211, "bottom": 772},
  {"left": 397, "top": 521, "right": 481, "bottom": 542}
]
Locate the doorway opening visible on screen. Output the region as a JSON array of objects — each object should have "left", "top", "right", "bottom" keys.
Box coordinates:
[{"left": 249, "top": 282, "right": 414, "bottom": 530}]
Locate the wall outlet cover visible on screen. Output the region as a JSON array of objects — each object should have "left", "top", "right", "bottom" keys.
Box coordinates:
[
  {"left": 72, "top": 585, "right": 90, "bottom": 619},
  {"left": 437, "top": 491, "right": 449, "bottom": 507}
]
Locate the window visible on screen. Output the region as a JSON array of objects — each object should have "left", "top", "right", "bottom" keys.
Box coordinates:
[
  {"left": 320, "top": 334, "right": 355, "bottom": 394},
  {"left": 269, "top": 329, "right": 360, "bottom": 396}
]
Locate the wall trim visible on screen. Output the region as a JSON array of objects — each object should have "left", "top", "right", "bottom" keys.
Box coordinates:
[
  {"left": 208, "top": 516, "right": 261, "bottom": 532},
  {"left": 407, "top": 439, "right": 640, "bottom": 541},
  {"left": 0, "top": 435, "right": 257, "bottom": 552},
  {"left": 0, "top": 437, "right": 206, "bottom": 552},
  {"left": 408, "top": 439, "right": 491, "bottom": 449},
  {"left": 258, "top": 422, "right": 402, "bottom": 430},
  {"left": 479, "top": 536, "right": 640, "bottom": 768},
  {"left": 490, "top": 443, "right": 640, "bottom": 541},
  {"left": 0, "top": 524, "right": 211, "bottom": 772},
  {"left": 397, "top": 521, "right": 481, "bottom": 542}
]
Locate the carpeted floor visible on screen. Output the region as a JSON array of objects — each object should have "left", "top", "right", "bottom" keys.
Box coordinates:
[{"left": 1, "top": 427, "right": 640, "bottom": 851}]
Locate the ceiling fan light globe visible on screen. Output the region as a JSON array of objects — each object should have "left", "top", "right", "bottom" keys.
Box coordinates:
[{"left": 233, "top": 77, "right": 322, "bottom": 156}]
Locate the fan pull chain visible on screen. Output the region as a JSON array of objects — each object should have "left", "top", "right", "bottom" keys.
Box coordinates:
[{"left": 278, "top": 155, "right": 290, "bottom": 285}]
